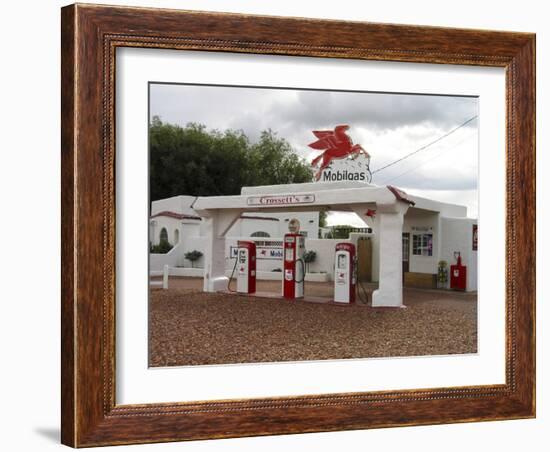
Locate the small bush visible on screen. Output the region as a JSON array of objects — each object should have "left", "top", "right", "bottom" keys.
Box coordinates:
[
  {"left": 437, "top": 260, "right": 449, "bottom": 286},
  {"left": 303, "top": 250, "right": 317, "bottom": 273},
  {"left": 150, "top": 239, "right": 173, "bottom": 254},
  {"left": 184, "top": 250, "right": 203, "bottom": 268}
]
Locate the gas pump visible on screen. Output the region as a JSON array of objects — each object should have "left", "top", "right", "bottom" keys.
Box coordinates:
[
  {"left": 282, "top": 233, "right": 306, "bottom": 299},
  {"left": 450, "top": 251, "right": 467, "bottom": 291},
  {"left": 333, "top": 243, "right": 356, "bottom": 304},
  {"left": 234, "top": 241, "right": 256, "bottom": 294}
]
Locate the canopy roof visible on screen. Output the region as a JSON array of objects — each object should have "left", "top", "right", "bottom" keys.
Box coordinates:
[{"left": 192, "top": 182, "right": 467, "bottom": 218}]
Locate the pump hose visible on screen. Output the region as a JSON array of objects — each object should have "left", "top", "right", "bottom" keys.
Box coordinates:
[
  {"left": 227, "top": 256, "right": 239, "bottom": 293},
  {"left": 294, "top": 258, "right": 306, "bottom": 284}
]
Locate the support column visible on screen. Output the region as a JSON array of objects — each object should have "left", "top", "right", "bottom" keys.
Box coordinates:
[
  {"left": 350, "top": 203, "right": 379, "bottom": 282},
  {"left": 372, "top": 207, "right": 406, "bottom": 307},
  {"left": 352, "top": 200, "right": 410, "bottom": 307},
  {"left": 202, "top": 209, "right": 242, "bottom": 292}
]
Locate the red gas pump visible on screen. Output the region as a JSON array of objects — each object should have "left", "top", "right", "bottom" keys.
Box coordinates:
[
  {"left": 235, "top": 241, "right": 256, "bottom": 294},
  {"left": 333, "top": 243, "right": 356, "bottom": 304},
  {"left": 450, "top": 252, "right": 467, "bottom": 291},
  {"left": 282, "top": 233, "right": 305, "bottom": 299}
]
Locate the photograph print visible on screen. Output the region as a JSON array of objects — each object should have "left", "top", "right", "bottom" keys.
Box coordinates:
[{"left": 147, "top": 83, "right": 479, "bottom": 367}]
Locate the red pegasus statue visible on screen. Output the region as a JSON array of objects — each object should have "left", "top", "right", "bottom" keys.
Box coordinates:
[{"left": 309, "top": 125, "right": 370, "bottom": 180}]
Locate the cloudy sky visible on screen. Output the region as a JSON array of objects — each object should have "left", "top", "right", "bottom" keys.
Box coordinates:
[{"left": 150, "top": 83, "right": 478, "bottom": 226}]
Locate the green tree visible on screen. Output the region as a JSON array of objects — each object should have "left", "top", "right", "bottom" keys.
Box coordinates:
[
  {"left": 184, "top": 250, "right": 203, "bottom": 268},
  {"left": 324, "top": 225, "right": 355, "bottom": 239},
  {"left": 246, "top": 130, "right": 313, "bottom": 187},
  {"left": 149, "top": 118, "right": 313, "bottom": 200},
  {"left": 318, "top": 211, "right": 328, "bottom": 228}
]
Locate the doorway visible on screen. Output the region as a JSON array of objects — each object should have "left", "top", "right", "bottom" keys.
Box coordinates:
[
  {"left": 357, "top": 237, "right": 372, "bottom": 282},
  {"left": 402, "top": 233, "right": 410, "bottom": 280}
]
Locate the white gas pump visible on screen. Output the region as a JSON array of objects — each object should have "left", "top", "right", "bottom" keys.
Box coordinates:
[
  {"left": 333, "top": 243, "right": 356, "bottom": 304},
  {"left": 232, "top": 241, "right": 256, "bottom": 294},
  {"left": 282, "top": 233, "right": 306, "bottom": 299}
]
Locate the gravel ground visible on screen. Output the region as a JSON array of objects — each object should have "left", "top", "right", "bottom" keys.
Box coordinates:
[{"left": 149, "top": 278, "right": 477, "bottom": 366}]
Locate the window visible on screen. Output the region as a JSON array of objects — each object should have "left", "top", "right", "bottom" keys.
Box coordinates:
[
  {"left": 251, "top": 231, "right": 270, "bottom": 237},
  {"left": 412, "top": 233, "right": 433, "bottom": 256},
  {"left": 174, "top": 229, "right": 180, "bottom": 244},
  {"left": 159, "top": 227, "right": 168, "bottom": 243}
]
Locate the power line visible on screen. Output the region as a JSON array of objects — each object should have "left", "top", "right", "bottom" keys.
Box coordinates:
[
  {"left": 380, "top": 131, "right": 477, "bottom": 185},
  {"left": 371, "top": 115, "right": 478, "bottom": 175}
]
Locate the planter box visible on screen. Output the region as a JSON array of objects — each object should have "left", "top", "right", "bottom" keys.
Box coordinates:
[
  {"left": 163, "top": 267, "right": 204, "bottom": 277},
  {"left": 404, "top": 272, "right": 437, "bottom": 289}
]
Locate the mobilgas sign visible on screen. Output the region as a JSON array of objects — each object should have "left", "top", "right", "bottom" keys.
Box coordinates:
[
  {"left": 320, "top": 168, "right": 368, "bottom": 182},
  {"left": 315, "top": 155, "right": 372, "bottom": 183},
  {"left": 246, "top": 194, "right": 315, "bottom": 206},
  {"left": 308, "top": 125, "right": 372, "bottom": 183}
]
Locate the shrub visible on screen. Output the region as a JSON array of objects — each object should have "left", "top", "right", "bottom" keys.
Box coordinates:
[
  {"left": 437, "top": 260, "right": 448, "bottom": 285},
  {"left": 150, "top": 239, "right": 173, "bottom": 254},
  {"left": 303, "top": 250, "right": 317, "bottom": 273},
  {"left": 184, "top": 250, "right": 203, "bottom": 268}
]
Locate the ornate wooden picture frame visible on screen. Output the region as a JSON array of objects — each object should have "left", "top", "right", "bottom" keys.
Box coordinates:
[{"left": 61, "top": 3, "right": 535, "bottom": 447}]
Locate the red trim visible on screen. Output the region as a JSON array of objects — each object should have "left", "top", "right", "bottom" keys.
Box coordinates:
[
  {"left": 240, "top": 215, "right": 280, "bottom": 222},
  {"left": 387, "top": 185, "right": 416, "bottom": 206},
  {"left": 151, "top": 211, "right": 202, "bottom": 221}
]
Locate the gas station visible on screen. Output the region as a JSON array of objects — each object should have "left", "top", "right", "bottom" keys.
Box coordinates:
[
  {"left": 152, "top": 184, "right": 478, "bottom": 308},
  {"left": 152, "top": 125, "right": 477, "bottom": 308},
  {"left": 193, "top": 182, "right": 417, "bottom": 307},
  {"left": 148, "top": 125, "right": 479, "bottom": 367}
]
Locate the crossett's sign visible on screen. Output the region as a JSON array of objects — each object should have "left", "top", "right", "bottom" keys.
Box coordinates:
[{"left": 246, "top": 194, "right": 315, "bottom": 206}]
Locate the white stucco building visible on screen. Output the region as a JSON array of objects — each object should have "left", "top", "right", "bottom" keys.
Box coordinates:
[
  {"left": 150, "top": 194, "right": 319, "bottom": 272},
  {"left": 149, "top": 181, "right": 478, "bottom": 304},
  {"left": 151, "top": 194, "right": 320, "bottom": 241}
]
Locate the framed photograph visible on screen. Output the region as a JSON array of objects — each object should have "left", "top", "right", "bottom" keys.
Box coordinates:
[{"left": 61, "top": 4, "right": 535, "bottom": 447}]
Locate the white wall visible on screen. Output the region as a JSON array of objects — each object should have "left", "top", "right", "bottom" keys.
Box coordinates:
[
  {"left": 149, "top": 216, "right": 187, "bottom": 246},
  {"left": 152, "top": 198, "right": 320, "bottom": 242},
  {"left": 151, "top": 208, "right": 320, "bottom": 246},
  {"left": 228, "top": 216, "right": 281, "bottom": 238},
  {"left": 149, "top": 243, "right": 183, "bottom": 269},
  {"left": 403, "top": 209, "right": 440, "bottom": 274},
  {"left": 226, "top": 211, "right": 320, "bottom": 238},
  {"left": 440, "top": 217, "right": 478, "bottom": 291},
  {"left": 303, "top": 238, "right": 346, "bottom": 275},
  {"left": 402, "top": 209, "right": 478, "bottom": 291},
  {"left": 151, "top": 194, "right": 198, "bottom": 216},
  {"left": 408, "top": 194, "right": 468, "bottom": 217}
]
